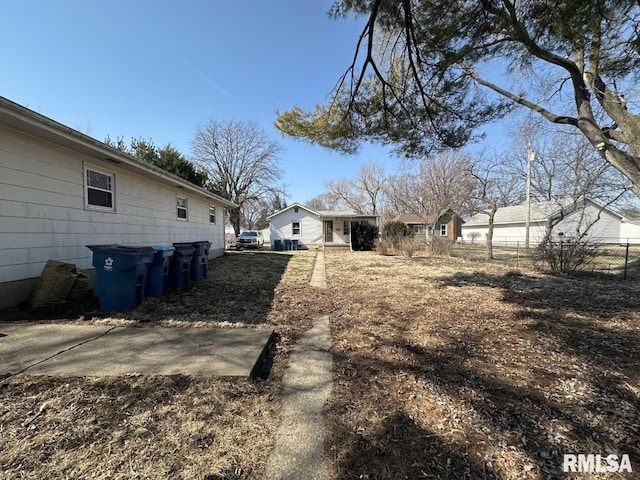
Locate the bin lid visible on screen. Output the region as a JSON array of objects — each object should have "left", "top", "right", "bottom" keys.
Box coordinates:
[
  {"left": 151, "top": 245, "right": 175, "bottom": 251},
  {"left": 88, "top": 245, "right": 155, "bottom": 254},
  {"left": 87, "top": 244, "right": 120, "bottom": 252},
  {"left": 192, "top": 241, "right": 211, "bottom": 245},
  {"left": 172, "top": 243, "right": 196, "bottom": 251}
]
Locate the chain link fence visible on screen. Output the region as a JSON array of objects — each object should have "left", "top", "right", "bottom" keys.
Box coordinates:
[{"left": 452, "top": 239, "right": 640, "bottom": 279}]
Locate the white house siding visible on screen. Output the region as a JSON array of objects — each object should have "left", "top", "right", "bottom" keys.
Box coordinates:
[
  {"left": 621, "top": 222, "right": 640, "bottom": 243},
  {"left": 462, "top": 222, "right": 547, "bottom": 245},
  {"left": 269, "top": 208, "right": 323, "bottom": 246},
  {"left": 462, "top": 203, "right": 625, "bottom": 246},
  {"left": 0, "top": 125, "right": 226, "bottom": 307},
  {"left": 554, "top": 203, "right": 621, "bottom": 243}
]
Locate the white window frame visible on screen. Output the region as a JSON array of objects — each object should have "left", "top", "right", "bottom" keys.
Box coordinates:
[
  {"left": 209, "top": 205, "right": 216, "bottom": 224},
  {"left": 84, "top": 163, "right": 115, "bottom": 212},
  {"left": 176, "top": 195, "right": 188, "bottom": 221},
  {"left": 440, "top": 223, "right": 448, "bottom": 236},
  {"left": 292, "top": 221, "right": 301, "bottom": 235}
]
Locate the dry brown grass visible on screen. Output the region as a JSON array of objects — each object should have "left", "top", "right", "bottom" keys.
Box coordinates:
[
  {"left": 0, "top": 376, "right": 277, "bottom": 479},
  {"left": 324, "top": 251, "right": 640, "bottom": 479},
  {"left": 0, "top": 250, "right": 320, "bottom": 479}
]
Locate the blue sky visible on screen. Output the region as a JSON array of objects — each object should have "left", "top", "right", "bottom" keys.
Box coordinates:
[{"left": 0, "top": 0, "right": 509, "bottom": 201}]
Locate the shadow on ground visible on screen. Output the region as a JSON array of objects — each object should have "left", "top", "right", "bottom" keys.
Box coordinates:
[
  {"left": 0, "top": 373, "right": 279, "bottom": 479},
  {"left": 327, "top": 259, "right": 640, "bottom": 479},
  {"left": 0, "top": 251, "right": 293, "bottom": 326}
]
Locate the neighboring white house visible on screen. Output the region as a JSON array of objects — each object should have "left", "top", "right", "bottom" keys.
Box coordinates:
[
  {"left": 621, "top": 218, "right": 640, "bottom": 241},
  {"left": 0, "top": 96, "right": 236, "bottom": 309},
  {"left": 268, "top": 203, "right": 378, "bottom": 248},
  {"left": 462, "top": 198, "right": 640, "bottom": 245}
]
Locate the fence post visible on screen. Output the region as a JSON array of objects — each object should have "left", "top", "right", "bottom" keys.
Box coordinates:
[{"left": 624, "top": 242, "right": 630, "bottom": 280}]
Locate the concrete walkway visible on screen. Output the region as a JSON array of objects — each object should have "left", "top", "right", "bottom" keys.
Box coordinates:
[
  {"left": 265, "top": 315, "right": 332, "bottom": 480},
  {"left": 309, "top": 249, "right": 327, "bottom": 289},
  {"left": 0, "top": 323, "right": 272, "bottom": 377}
]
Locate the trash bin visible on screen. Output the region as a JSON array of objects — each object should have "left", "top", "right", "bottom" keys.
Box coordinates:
[
  {"left": 169, "top": 243, "right": 196, "bottom": 289},
  {"left": 191, "top": 241, "right": 211, "bottom": 281},
  {"left": 291, "top": 239, "right": 299, "bottom": 251},
  {"left": 273, "top": 239, "right": 283, "bottom": 251},
  {"left": 87, "top": 245, "right": 155, "bottom": 311},
  {"left": 283, "top": 239, "right": 291, "bottom": 251},
  {"left": 145, "top": 245, "right": 175, "bottom": 297}
]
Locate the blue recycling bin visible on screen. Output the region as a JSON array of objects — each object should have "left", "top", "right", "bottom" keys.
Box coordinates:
[
  {"left": 283, "top": 239, "right": 291, "bottom": 251},
  {"left": 87, "top": 245, "right": 155, "bottom": 311},
  {"left": 169, "top": 243, "right": 196, "bottom": 289},
  {"left": 291, "top": 239, "right": 299, "bottom": 251},
  {"left": 191, "top": 241, "right": 211, "bottom": 281},
  {"left": 145, "top": 245, "right": 175, "bottom": 297}
]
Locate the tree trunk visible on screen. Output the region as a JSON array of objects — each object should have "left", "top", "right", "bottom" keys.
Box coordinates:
[
  {"left": 486, "top": 209, "right": 496, "bottom": 261},
  {"left": 229, "top": 207, "right": 242, "bottom": 236}
]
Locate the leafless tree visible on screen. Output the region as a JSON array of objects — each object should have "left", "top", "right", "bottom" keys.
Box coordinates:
[
  {"left": 325, "top": 178, "right": 366, "bottom": 213},
  {"left": 385, "top": 151, "right": 476, "bottom": 235},
  {"left": 353, "top": 162, "right": 386, "bottom": 215},
  {"left": 324, "top": 161, "right": 388, "bottom": 215},
  {"left": 509, "top": 117, "right": 633, "bottom": 206},
  {"left": 306, "top": 193, "right": 338, "bottom": 212},
  {"left": 242, "top": 190, "right": 287, "bottom": 230},
  {"left": 470, "top": 157, "right": 523, "bottom": 260},
  {"left": 191, "top": 120, "right": 283, "bottom": 235}
]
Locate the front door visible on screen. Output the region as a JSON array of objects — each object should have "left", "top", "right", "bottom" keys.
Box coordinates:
[{"left": 324, "top": 220, "right": 333, "bottom": 243}]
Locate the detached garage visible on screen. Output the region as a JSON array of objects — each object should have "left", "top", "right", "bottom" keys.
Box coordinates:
[
  {"left": 0, "top": 96, "right": 236, "bottom": 309},
  {"left": 462, "top": 198, "right": 637, "bottom": 245}
]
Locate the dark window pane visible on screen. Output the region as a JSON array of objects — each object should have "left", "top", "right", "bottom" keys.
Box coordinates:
[
  {"left": 87, "top": 170, "right": 111, "bottom": 190},
  {"left": 177, "top": 208, "right": 187, "bottom": 219},
  {"left": 88, "top": 188, "right": 112, "bottom": 208}
]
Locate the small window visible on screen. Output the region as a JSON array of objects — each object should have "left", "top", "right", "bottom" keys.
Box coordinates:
[
  {"left": 343, "top": 221, "right": 350, "bottom": 235},
  {"left": 294, "top": 207, "right": 299, "bottom": 213},
  {"left": 292, "top": 221, "right": 301, "bottom": 235},
  {"left": 440, "top": 224, "right": 447, "bottom": 236},
  {"left": 177, "top": 196, "right": 188, "bottom": 220},
  {"left": 85, "top": 165, "right": 114, "bottom": 211},
  {"left": 209, "top": 205, "right": 216, "bottom": 224}
]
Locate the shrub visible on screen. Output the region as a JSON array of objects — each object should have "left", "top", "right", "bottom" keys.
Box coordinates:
[
  {"left": 431, "top": 238, "right": 453, "bottom": 256},
  {"left": 468, "top": 232, "right": 481, "bottom": 244},
  {"left": 381, "top": 221, "right": 412, "bottom": 249},
  {"left": 537, "top": 240, "right": 599, "bottom": 275},
  {"left": 352, "top": 222, "right": 379, "bottom": 251},
  {"left": 376, "top": 238, "right": 393, "bottom": 255},
  {"left": 398, "top": 236, "right": 423, "bottom": 258}
]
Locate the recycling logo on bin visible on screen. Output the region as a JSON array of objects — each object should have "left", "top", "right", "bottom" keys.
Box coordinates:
[{"left": 104, "top": 257, "right": 114, "bottom": 271}]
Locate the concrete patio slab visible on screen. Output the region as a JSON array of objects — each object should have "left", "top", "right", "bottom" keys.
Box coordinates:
[
  {"left": 0, "top": 323, "right": 273, "bottom": 377},
  {"left": 0, "top": 323, "right": 115, "bottom": 373}
]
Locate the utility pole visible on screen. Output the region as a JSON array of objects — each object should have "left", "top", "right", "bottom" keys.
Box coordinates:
[{"left": 525, "top": 143, "right": 534, "bottom": 249}]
